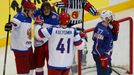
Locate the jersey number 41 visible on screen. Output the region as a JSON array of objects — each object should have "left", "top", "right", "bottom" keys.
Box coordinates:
[{"left": 56, "top": 38, "right": 71, "bottom": 53}]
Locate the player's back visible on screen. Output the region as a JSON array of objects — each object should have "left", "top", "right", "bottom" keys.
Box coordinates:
[{"left": 48, "top": 27, "right": 80, "bottom": 69}]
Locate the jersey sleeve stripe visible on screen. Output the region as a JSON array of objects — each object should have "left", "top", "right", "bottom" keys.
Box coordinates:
[
  {"left": 56, "top": 2, "right": 65, "bottom": 8},
  {"left": 84, "top": 1, "right": 92, "bottom": 11},
  {"left": 41, "top": 28, "right": 51, "bottom": 38},
  {"left": 74, "top": 29, "right": 78, "bottom": 37},
  {"left": 38, "top": 28, "right": 45, "bottom": 38},
  {"left": 84, "top": 1, "right": 97, "bottom": 16},
  {"left": 47, "top": 27, "right": 53, "bottom": 35},
  {"left": 74, "top": 39, "right": 82, "bottom": 46},
  {"left": 95, "top": 38, "right": 101, "bottom": 56}
]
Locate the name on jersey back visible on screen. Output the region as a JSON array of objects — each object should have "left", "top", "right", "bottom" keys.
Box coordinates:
[{"left": 56, "top": 30, "right": 72, "bottom": 35}]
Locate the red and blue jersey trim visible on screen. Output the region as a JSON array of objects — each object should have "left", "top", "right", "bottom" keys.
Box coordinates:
[
  {"left": 38, "top": 28, "right": 45, "bottom": 38},
  {"left": 74, "top": 39, "right": 82, "bottom": 46},
  {"left": 48, "top": 65, "right": 70, "bottom": 70}
]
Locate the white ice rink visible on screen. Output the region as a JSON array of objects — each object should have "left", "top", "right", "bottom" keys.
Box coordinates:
[{"left": 0, "top": 8, "right": 134, "bottom": 75}]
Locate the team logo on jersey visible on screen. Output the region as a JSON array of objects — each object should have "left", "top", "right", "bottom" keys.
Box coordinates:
[
  {"left": 27, "top": 28, "right": 31, "bottom": 40},
  {"left": 52, "top": 15, "right": 57, "bottom": 19},
  {"left": 93, "top": 33, "right": 104, "bottom": 40},
  {"left": 72, "top": 11, "right": 79, "bottom": 19}
]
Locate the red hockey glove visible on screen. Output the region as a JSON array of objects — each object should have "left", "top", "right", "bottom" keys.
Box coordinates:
[
  {"left": 62, "top": 0, "right": 68, "bottom": 7},
  {"left": 35, "top": 16, "right": 44, "bottom": 25},
  {"left": 79, "top": 32, "right": 88, "bottom": 42},
  {"left": 110, "top": 20, "right": 119, "bottom": 34},
  {"left": 99, "top": 56, "right": 108, "bottom": 68},
  {"left": 79, "top": 32, "right": 87, "bottom": 38}
]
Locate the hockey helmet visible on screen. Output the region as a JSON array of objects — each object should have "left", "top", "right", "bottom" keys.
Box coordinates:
[
  {"left": 59, "top": 12, "right": 70, "bottom": 26},
  {"left": 22, "top": 1, "right": 36, "bottom": 11},
  {"left": 100, "top": 10, "right": 114, "bottom": 22}
]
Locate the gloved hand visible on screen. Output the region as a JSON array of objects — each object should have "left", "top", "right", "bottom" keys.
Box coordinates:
[
  {"left": 5, "top": 22, "right": 12, "bottom": 31},
  {"left": 80, "top": 32, "right": 88, "bottom": 42},
  {"left": 79, "top": 32, "right": 87, "bottom": 38},
  {"left": 110, "top": 20, "right": 119, "bottom": 34},
  {"left": 35, "top": 16, "right": 44, "bottom": 25},
  {"left": 99, "top": 56, "right": 108, "bottom": 68}
]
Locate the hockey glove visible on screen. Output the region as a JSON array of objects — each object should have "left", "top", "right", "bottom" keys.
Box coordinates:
[
  {"left": 110, "top": 20, "right": 119, "bottom": 35},
  {"left": 80, "top": 32, "right": 87, "bottom": 38},
  {"left": 5, "top": 22, "right": 12, "bottom": 31},
  {"left": 35, "top": 16, "right": 44, "bottom": 25},
  {"left": 80, "top": 32, "right": 88, "bottom": 42},
  {"left": 99, "top": 56, "right": 108, "bottom": 68}
]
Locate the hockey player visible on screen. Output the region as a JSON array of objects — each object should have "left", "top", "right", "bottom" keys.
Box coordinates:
[
  {"left": 34, "top": 2, "right": 59, "bottom": 75},
  {"left": 34, "top": 12, "right": 85, "bottom": 75},
  {"left": 92, "top": 10, "right": 119, "bottom": 75},
  {"left": 53, "top": 0, "right": 99, "bottom": 27},
  {"left": 5, "top": 1, "right": 36, "bottom": 75},
  {"left": 34, "top": 1, "right": 59, "bottom": 27}
]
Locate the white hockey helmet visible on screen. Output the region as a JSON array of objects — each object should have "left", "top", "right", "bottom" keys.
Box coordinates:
[{"left": 100, "top": 10, "right": 114, "bottom": 22}]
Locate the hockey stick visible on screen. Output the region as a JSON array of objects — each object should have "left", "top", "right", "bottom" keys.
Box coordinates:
[
  {"left": 3, "top": 0, "right": 11, "bottom": 75},
  {"left": 78, "top": 1, "right": 85, "bottom": 75},
  {"left": 82, "top": 65, "right": 121, "bottom": 75},
  {"left": 110, "top": 67, "right": 121, "bottom": 75},
  {"left": 81, "top": 65, "right": 121, "bottom": 75},
  {"left": 81, "top": 0, "right": 84, "bottom": 32}
]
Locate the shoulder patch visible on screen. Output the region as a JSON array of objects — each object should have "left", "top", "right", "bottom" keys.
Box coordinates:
[{"left": 52, "top": 15, "right": 57, "bottom": 19}]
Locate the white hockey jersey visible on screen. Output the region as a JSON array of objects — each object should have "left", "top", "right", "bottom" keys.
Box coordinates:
[
  {"left": 11, "top": 13, "right": 32, "bottom": 51},
  {"left": 34, "top": 14, "right": 59, "bottom": 47},
  {"left": 35, "top": 25, "right": 84, "bottom": 69}
]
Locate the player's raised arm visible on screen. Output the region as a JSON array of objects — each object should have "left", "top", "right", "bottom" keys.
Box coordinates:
[
  {"left": 5, "top": 12, "right": 26, "bottom": 31},
  {"left": 84, "top": 0, "right": 99, "bottom": 16},
  {"left": 110, "top": 20, "right": 120, "bottom": 41},
  {"left": 34, "top": 21, "right": 52, "bottom": 40},
  {"left": 73, "top": 29, "right": 86, "bottom": 50},
  {"left": 53, "top": 0, "right": 68, "bottom": 8}
]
